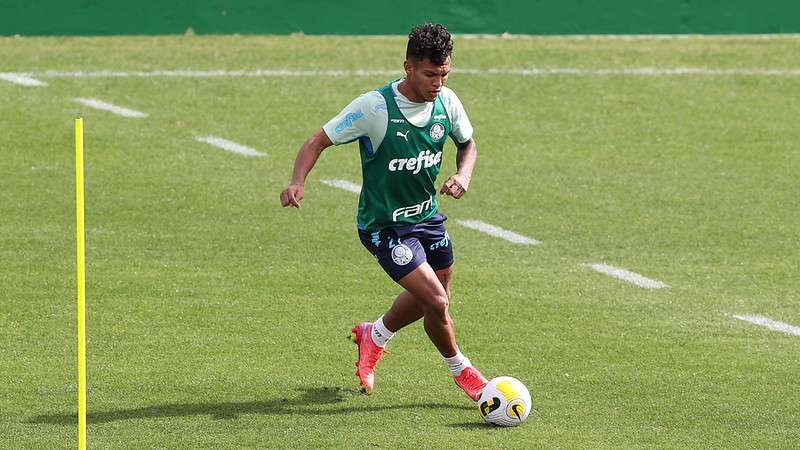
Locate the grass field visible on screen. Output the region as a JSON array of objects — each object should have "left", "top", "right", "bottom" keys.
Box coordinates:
[{"left": 2, "top": 34, "right": 799, "bottom": 448}]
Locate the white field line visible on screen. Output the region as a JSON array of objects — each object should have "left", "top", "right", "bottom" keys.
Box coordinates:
[
  {"left": 30, "top": 69, "right": 398, "bottom": 78},
  {"left": 455, "top": 219, "right": 541, "bottom": 245},
  {"left": 732, "top": 314, "right": 800, "bottom": 337},
  {"left": 321, "top": 179, "right": 362, "bottom": 194},
  {"left": 588, "top": 263, "right": 668, "bottom": 289},
  {"left": 456, "top": 67, "right": 800, "bottom": 76},
  {"left": 9, "top": 67, "right": 800, "bottom": 79},
  {"left": 0, "top": 73, "right": 48, "bottom": 86},
  {"left": 195, "top": 136, "right": 266, "bottom": 157},
  {"left": 317, "top": 184, "right": 540, "bottom": 247},
  {"left": 459, "top": 33, "right": 800, "bottom": 41},
  {"left": 73, "top": 98, "right": 148, "bottom": 118}
]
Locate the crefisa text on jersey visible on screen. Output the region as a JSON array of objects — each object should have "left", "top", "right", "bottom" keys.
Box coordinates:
[{"left": 388, "top": 149, "right": 443, "bottom": 174}]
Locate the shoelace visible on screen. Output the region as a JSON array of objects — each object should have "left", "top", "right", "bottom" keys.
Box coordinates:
[{"left": 460, "top": 369, "right": 484, "bottom": 388}]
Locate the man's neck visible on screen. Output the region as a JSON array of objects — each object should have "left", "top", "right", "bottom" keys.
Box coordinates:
[{"left": 396, "top": 80, "right": 427, "bottom": 103}]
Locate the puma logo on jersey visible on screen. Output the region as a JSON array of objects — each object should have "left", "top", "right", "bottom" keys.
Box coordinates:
[
  {"left": 396, "top": 130, "right": 410, "bottom": 142},
  {"left": 388, "top": 150, "right": 443, "bottom": 174}
]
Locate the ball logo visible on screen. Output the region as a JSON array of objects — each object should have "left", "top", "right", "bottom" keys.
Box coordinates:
[
  {"left": 507, "top": 400, "right": 525, "bottom": 421},
  {"left": 429, "top": 122, "right": 445, "bottom": 142},
  {"left": 479, "top": 397, "right": 502, "bottom": 417},
  {"left": 391, "top": 244, "right": 413, "bottom": 266}
]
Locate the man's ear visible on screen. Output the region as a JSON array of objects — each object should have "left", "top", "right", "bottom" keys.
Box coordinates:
[{"left": 403, "top": 59, "right": 413, "bottom": 77}]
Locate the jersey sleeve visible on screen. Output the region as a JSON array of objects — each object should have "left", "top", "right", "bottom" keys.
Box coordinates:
[
  {"left": 440, "top": 87, "right": 474, "bottom": 144},
  {"left": 322, "top": 91, "right": 388, "bottom": 147}
]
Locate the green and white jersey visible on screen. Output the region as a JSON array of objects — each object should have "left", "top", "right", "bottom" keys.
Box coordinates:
[{"left": 323, "top": 80, "right": 474, "bottom": 231}]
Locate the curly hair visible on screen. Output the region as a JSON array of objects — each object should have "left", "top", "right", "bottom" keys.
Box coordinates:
[{"left": 406, "top": 23, "right": 453, "bottom": 65}]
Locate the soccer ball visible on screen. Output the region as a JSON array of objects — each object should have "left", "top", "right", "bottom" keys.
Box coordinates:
[{"left": 477, "top": 376, "right": 532, "bottom": 427}]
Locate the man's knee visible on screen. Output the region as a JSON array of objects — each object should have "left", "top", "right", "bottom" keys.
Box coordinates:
[{"left": 423, "top": 292, "right": 450, "bottom": 317}]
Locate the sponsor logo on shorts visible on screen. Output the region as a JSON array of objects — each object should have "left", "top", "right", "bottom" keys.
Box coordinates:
[
  {"left": 391, "top": 243, "right": 414, "bottom": 266},
  {"left": 429, "top": 231, "right": 450, "bottom": 251},
  {"left": 371, "top": 231, "right": 381, "bottom": 248},
  {"left": 392, "top": 195, "right": 433, "bottom": 222},
  {"left": 429, "top": 122, "right": 445, "bottom": 141}
]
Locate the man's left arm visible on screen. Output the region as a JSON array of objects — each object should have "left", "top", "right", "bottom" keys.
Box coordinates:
[{"left": 440, "top": 138, "right": 477, "bottom": 199}]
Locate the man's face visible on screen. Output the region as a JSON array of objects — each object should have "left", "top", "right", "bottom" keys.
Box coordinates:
[{"left": 404, "top": 56, "right": 451, "bottom": 102}]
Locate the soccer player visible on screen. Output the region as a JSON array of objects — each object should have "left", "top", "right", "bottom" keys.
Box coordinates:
[{"left": 280, "top": 23, "right": 487, "bottom": 401}]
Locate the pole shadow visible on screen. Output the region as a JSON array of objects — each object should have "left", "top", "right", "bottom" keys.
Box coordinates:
[{"left": 28, "top": 386, "right": 472, "bottom": 425}]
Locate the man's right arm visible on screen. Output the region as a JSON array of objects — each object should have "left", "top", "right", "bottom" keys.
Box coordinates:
[
  {"left": 279, "top": 91, "right": 385, "bottom": 208},
  {"left": 279, "top": 128, "right": 333, "bottom": 208}
]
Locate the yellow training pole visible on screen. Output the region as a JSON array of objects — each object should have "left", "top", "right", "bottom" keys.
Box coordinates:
[{"left": 75, "top": 117, "right": 87, "bottom": 450}]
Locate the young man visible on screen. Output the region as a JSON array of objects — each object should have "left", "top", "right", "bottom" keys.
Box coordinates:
[{"left": 279, "top": 23, "right": 487, "bottom": 401}]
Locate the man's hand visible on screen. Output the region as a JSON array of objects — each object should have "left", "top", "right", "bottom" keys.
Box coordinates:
[
  {"left": 440, "top": 174, "right": 470, "bottom": 199},
  {"left": 279, "top": 129, "right": 333, "bottom": 209},
  {"left": 280, "top": 184, "right": 304, "bottom": 208}
]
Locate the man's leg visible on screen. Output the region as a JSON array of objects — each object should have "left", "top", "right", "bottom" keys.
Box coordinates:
[
  {"left": 351, "top": 227, "right": 482, "bottom": 397},
  {"left": 395, "top": 262, "right": 457, "bottom": 356},
  {"left": 382, "top": 265, "right": 453, "bottom": 333},
  {"left": 394, "top": 263, "right": 486, "bottom": 400},
  {"left": 352, "top": 233, "right": 432, "bottom": 393}
]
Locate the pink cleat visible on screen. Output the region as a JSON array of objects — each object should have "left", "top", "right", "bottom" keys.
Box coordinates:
[
  {"left": 350, "top": 322, "right": 385, "bottom": 393},
  {"left": 454, "top": 366, "right": 488, "bottom": 401}
]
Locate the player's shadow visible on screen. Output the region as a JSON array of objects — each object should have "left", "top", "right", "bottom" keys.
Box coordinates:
[{"left": 28, "top": 386, "right": 472, "bottom": 425}]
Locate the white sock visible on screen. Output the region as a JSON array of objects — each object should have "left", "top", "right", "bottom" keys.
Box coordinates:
[
  {"left": 370, "top": 316, "right": 394, "bottom": 348},
  {"left": 443, "top": 349, "right": 472, "bottom": 376}
]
